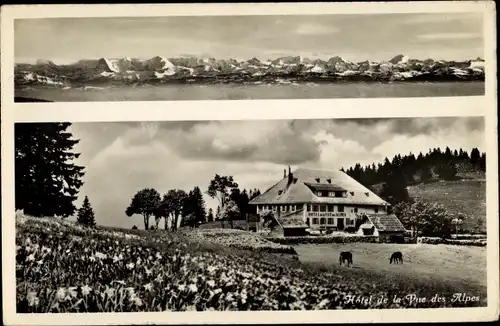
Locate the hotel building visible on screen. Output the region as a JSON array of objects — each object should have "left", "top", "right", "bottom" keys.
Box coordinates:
[{"left": 249, "top": 167, "right": 392, "bottom": 234}]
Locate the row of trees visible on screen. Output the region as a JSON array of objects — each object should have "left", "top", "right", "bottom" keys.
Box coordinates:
[
  {"left": 126, "top": 174, "right": 262, "bottom": 230},
  {"left": 342, "top": 147, "right": 486, "bottom": 189}
]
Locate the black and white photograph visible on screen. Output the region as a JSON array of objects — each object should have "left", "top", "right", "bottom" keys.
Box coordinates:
[
  {"left": 13, "top": 117, "right": 489, "bottom": 313},
  {"left": 14, "top": 12, "right": 486, "bottom": 102},
  {"left": 1, "top": 2, "right": 498, "bottom": 326}
]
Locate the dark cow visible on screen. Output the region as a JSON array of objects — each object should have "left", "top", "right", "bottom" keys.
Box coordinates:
[
  {"left": 390, "top": 251, "right": 403, "bottom": 264},
  {"left": 339, "top": 251, "right": 353, "bottom": 266}
]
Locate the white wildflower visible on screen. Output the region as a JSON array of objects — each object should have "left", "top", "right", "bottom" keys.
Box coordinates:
[
  {"left": 81, "top": 285, "right": 91, "bottom": 296},
  {"left": 27, "top": 254, "right": 35, "bottom": 262},
  {"left": 207, "top": 280, "right": 215, "bottom": 288},
  {"left": 104, "top": 286, "right": 115, "bottom": 298},
  {"left": 188, "top": 284, "right": 198, "bottom": 293},
  {"left": 26, "top": 292, "right": 39, "bottom": 307},
  {"left": 67, "top": 287, "right": 78, "bottom": 299},
  {"left": 56, "top": 288, "right": 66, "bottom": 301},
  {"left": 144, "top": 283, "right": 153, "bottom": 291}
]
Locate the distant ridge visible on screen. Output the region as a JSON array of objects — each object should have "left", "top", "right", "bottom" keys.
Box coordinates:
[
  {"left": 15, "top": 97, "right": 53, "bottom": 102},
  {"left": 14, "top": 54, "right": 486, "bottom": 88}
]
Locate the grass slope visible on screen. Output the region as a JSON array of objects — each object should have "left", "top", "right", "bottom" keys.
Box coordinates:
[{"left": 407, "top": 179, "right": 486, "bottom": 231}]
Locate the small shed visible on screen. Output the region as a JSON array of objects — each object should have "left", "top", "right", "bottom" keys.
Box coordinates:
[
  {"left": 268, "top": 209, "right": 308, "bottom": 237},
  {"left": 356, "top": 214, "right": 407, "bottom": 242}
]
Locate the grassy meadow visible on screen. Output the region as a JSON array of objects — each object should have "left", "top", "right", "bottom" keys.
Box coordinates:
[{"left": 16, "top": 213, "right": 487, "bottom": 313}]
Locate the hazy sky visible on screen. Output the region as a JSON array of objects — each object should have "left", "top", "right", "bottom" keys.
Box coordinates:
[
  {"left": 61, "top": 117, "right": 485, "bottom": 229},
  {"left": 15, "top": 13, "right": 484, "bottom": 64}
]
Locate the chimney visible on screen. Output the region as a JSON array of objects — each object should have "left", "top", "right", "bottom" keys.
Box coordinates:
[
  {"left": 284, "top": 169, "right": 287, "bottom": 179},
  {"left": 287, "top": 166, "right": 293, "bottom": 185}
]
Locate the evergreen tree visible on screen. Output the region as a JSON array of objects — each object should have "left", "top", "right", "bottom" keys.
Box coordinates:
[
  {"left": 479, "top": 153, "right": 486, "bottom": 172},
  {"left": 379, "top": 168, "right": 409, "bottom": 205},
  {"left": 470, "top": 148, "right": 481, "bottom": 164},
  {"left": 216, "top": 206, "right": 221, "bottom": 220},
  {"left": 435, "top": 162, "right": 458, "bottom": 180},
  {"left": 77, "top": 196, "right": 96, "bottom": 226},
  {"left": 207, "top": 208, "right": 214, "bottom": 222},
  {"left": 15, "top": 123, "right": 85, "bottom": 217},
  {"left": 419, "top": 165, "right": 433, "bottom": 183},
  {"left": 190, "top": 186, "right": 206, "bottom": 226}
]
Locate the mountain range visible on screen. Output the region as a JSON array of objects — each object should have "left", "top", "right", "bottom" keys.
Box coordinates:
[{"left": 14, "top": 55, "right": 485, "bottom": 87}]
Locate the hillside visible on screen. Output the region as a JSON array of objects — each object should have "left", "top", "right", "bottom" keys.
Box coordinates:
[{"left": 407, "top": 180, "right": 486, "bottom": 232}]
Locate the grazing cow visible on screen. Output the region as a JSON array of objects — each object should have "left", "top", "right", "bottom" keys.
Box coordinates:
[
  {"left": 390, "top": 251, "right": 403, "bottom": 264},
  {"left": 339, "top": 251, "right": 353, "bottom": 266}
]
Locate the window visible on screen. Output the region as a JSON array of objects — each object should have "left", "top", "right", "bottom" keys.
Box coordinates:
[
  {"left": 335, "top": 191, "right": 343, "bottom": 198},
  {"left": 327, "top": 218, "right": 334, "bottom": 225},
  {"left": 320, "top": 218, "right": 326, "bottom": 225},
  {"left": 354, "top": 207, "right": 358, "bottom": 213},
  {"left": 320, "top": 205, "right": 326, "bottom": 212},
  {"left": 317, "top": 191, "right": 322, "bottom": 197},
  {"left": 312, "top": 205, "right": 319, "bottom": 212},
  {"left": 312, "top": 218, "right": 318, "bottom": 225},
  {"left": 273, "top": 206, "right": 277, "bottom": 212},
  {"left": 347, "top": 219, "right": 354, "bottom": 226},
  {"left": 306, "top": 218, "right": 310, "bottom": 226},
  {"left": 291, "top": 205, "right": 296, "bottom": 212},
  {"left": 338, "top": 205, "right": 345, "bottom": 212},
  {"left": 322, "top": 190, "right": 328, "bottom": 197},
  {"left": 374, "top": 208, "right": 379, "bottom": 213},
  {"left": 327, "top": 205, "right": 334, "bottom": 212},
  {"left": 282, "top": 206, "right": 286, "bottom": 212},
  {"left": 328, "top": 191, "right": 335, "bottom": 197}
]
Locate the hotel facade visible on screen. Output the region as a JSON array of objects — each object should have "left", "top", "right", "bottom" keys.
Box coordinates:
[{"left": 249, "top": 167, "right": 391, "bottom": 232}]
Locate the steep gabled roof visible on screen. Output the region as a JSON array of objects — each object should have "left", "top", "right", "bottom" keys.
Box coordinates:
[
  {"left": 249, "top": 167, "right": 388, "bottom": 206},
  {"left": 362, "top": 214, "right": 406, "bottom": 232}
]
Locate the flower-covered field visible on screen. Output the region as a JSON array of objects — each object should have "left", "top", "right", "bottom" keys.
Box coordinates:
[{"left": 16, "top": 214, "right": 486, "bottom": 313}]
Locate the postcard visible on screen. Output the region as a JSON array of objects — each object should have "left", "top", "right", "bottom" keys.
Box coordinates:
[{"left": 1, "top": 2, "right": 498, "bottom": 326}]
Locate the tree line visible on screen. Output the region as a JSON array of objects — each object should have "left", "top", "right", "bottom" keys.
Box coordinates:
[
  {"left": 126, "top": 175, "right": 262, "bottom": 231},
  {"left": 342, "top": 147, "right": 486, "bottom": 205}
]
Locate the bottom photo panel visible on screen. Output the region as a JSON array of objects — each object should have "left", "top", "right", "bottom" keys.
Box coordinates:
[{"left": 14, "top": 116, "right": 488, "bottom": 312}]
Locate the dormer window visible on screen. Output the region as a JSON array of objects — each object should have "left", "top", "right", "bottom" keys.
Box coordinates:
[
  {"left": 349, "top": 191, "right": 354, "bottom": 196},
  {"left": 278, "top": 190, "right": 283, "bottom": 195},
  {"left": 326, "top": 178, "right": 331, "bottom": 183},
  {"left": 293, "top": 178, "right": 298, "bottom": 183},
  {"left": 315, "top": 178, "right": 320, "bottom": 183},
  {"left": 317, "top": 190, "right": 329, "bottom": 197},
  {"left": 365, "top": 192, "right": 369, "bottom": 197}
]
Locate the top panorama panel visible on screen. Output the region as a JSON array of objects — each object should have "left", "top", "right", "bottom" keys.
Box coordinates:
[{"left": 14, "top": 13, "right": 485, "bottom": 102}]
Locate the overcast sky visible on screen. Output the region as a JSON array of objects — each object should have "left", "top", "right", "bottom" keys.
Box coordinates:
[
  {"left": 60, "top": 117, "right": 486, "bottom": 229},
  {"left": 15, "top": 12, "right": 483, "bottom": 64}
]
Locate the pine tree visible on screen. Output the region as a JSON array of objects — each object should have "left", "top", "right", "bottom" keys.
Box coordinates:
[
  {"left": 470, "top": 148, "right": 481, "bottom": 164},
  {"left": 207, "top": 208, "right": 214, "bottom": 222},
  {"left": 15, "top": 123, "right": 85, "bottom": 217},
  {"left": 77, "top": 196, "right": 96, "bottom": 226},
  {"left": 191, "top": 186, "right": 206, "bottom": 226}
]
